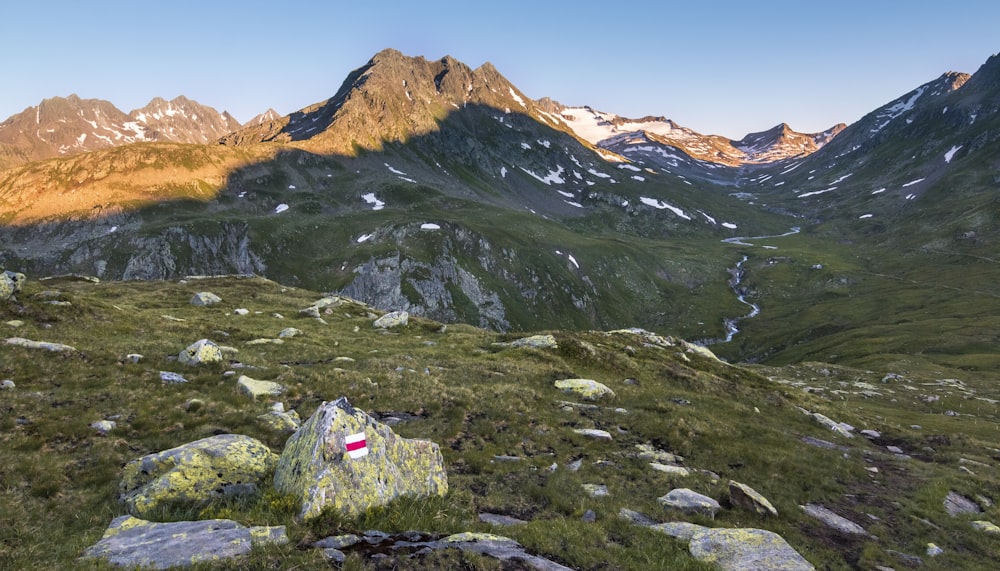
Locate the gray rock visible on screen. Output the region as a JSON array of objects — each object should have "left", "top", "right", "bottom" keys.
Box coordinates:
[
  {"left": 119, "top": 434, "right": 276, "bottom": 517},
  {"left": 636, "top": 443, "right": 684, "bottom": 464},
  {"left": 926, "top": 543, "right": 943, "bottom": 557},
  {"left": 273, "top": 397, "right": 447, "bottom": 520},
  {"left": 573, "top": 428, "right": 612, "bottom": 441},
  {"left": 80, "top": 515, "right": 287, "bottom": 569},
  {"left": 190, "top": 292, "right": 222, "bottom": 306},
  {"left": 582, "top": 484, "right": 609, "bottom": 497},
  {"left": 4, "top": 320, "right": 24, "bottom": 328},
  {"left": 233, "top": 308, "right": 250, "bottom": 315},
  {"left": 159, "top": 371, "right": 189, "bottom": 384},
  {"left": 689, "top": 528, "right": 815, "bottom": 571},
  {"left": 90, "top": 420, "right": 117, "bottom": 435},
  {"left": 314, "top": 534, "right": 362, "bottom": 549},
  {"left": 554, "top": 379, "right": 615, "bottom": 400},
  {"left": 4, "top": 337, "right": 76, "bottom": 352},
  {"left": 581, "top": 509, "right": 596, "bottom": 522},
  {"left": 729, "top": 480, "right": 778, "bottom": 517},
  {"left": 479, "top": 513, "right": 527, "bottom": 526},
  {"left": 651, "top": 463, "right": 691, "bottom": 476},
  {"left": 1, "top": 379, "right": 14, "bottom": 390},
  {"left": 499, "top": 334, "right": 558, "bottom": 349},
  {"left": 659, "top": 488, "right": 721, "bottom": 519},
  {"left": 800, "top": 504, "right": 868, "bottom": 535},
  {"left": 178, "top": 339, "right": 224, "bottom": 366},
  {"left": 1, "top": 270, "right": 25, "bottom": 301},
  {"left": 278, "top": 327, "right": 303, "bottom": 338},
  {"left": 618, "top": 508, "right": 657, "bottom": 526},
  {"left": 439, "top": 533, "right": 574, "bottom": 570},
  {"left": 649, "top": 521, "right": 709, "bottom": 540},
  {"left": 860, "top": 429, "right": 881, "bottom": 439},
  {"left": 971, "top": 520, "right": 1000, "bottom": 534},
  {"left": 373, "top": 310, "right": 409, "bottom": 328},
  {"left": 257, "top": 408, "right": 301, "bottom": 433},
  {"left": 236, "top": 375, "right": 286, "bottom": 399},
  {"left": 944, "top": 491, "right": 982, "bottom": 516},
  {"left": 124, "top": 353, "right": 143, "bottom": 363}
]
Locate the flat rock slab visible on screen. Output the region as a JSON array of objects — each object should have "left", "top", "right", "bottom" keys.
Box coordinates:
[
  {"left": 649, "top": 521, "right": 709, "bottom": 540},
  {"left": 944, "top": 491, "right": 982, "bottom": 516},
  {"left": 573, "top": 428, "right": 613, "bottom": 441},
  {"left": 237, "top": 375, "right": 286, "bottom": 399},
  {"left": 478, "top": 513, "right": 528, "bottom": 526},
  {"left": 80, "top": 515, "right": 287, "bottom": 570},
  {"left": 689, "top": 528, "right": 815, "bottom": 571},
  {"left": 273, "top": 397, "right": 447, "bottom": 520},
  {"left": 5, "top": 337, "right": 76, "bottom": 352},
  {"left": 505, "top": 334, "right": 558, "bottom": 349},
  {"left": 800, "top": 504, "right": 868, "bottom": 535}
]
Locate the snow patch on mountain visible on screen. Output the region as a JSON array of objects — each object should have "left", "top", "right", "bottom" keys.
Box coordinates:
[
  {"left": 362, "top": 193, "right": 385, "bottom": 210},
  {"left": 521, "top": 166, "right": 566, "bottom": 185},
  {"left": 639, "top": 197, "right": 691, "bottom": 219},
  {"left": 944, "top": 145, "right": 962, "bottom": 163}
]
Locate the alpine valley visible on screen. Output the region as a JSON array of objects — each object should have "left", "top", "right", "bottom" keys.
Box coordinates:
[{"left": 1, "top": 49, "right": 999, "bottom": 570}]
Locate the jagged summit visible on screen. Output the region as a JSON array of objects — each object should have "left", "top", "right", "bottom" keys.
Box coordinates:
[
  {"left": 0, "top": 94, "right": 242, "bottom": 169},
  {"left": 219, "top": 49, "right": 571, "bottom": 156},
  {"left": 734, "top": 122, "right": 846, "bottom": 163}
]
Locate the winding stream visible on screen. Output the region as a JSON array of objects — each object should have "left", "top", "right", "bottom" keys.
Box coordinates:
[{"left": 704, "top": 227, "right": 801, "bottom": 345}]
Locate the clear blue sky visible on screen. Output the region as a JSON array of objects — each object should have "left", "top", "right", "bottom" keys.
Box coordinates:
[{"left": 4, "top": 1, "right": 997, "bottom": 139}]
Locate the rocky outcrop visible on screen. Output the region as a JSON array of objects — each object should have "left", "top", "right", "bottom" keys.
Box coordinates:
[
  {"left": 273, "top": 397, "right": 447, "bottom": 520},
  {"left": 80, "top": 516, "right": 287, "bottom": 570},
  {"left": 190, "top": 291, "right": 222, "bottom": 306},
  {"left": 119, "top": 434, "right": 276, "bottom": 518}
]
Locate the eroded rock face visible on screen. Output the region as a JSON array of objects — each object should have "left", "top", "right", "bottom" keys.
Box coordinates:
[
  {"left": 273, "top": 397, "right": 447, "bottom": 520},
  {"left": 119, "top": 434, "right": 276, "bottom": 518},
  {"left": 80, "top": 515, "right": 287, "bottom": 570}
]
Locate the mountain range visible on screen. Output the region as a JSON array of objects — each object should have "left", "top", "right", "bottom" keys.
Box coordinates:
[
  {"left": 2, "top": 47, "right": 1000, "bottom": 571},
  {"left": 0, "top": 47, "right": 998, "bottom": 363}
]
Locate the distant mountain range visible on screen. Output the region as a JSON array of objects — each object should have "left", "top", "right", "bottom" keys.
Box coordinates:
[{"left": 0, "top": 95, "right": 245, "bottom": 170}]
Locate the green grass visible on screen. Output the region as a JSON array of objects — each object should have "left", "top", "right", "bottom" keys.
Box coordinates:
[{"left": 1, "top": 276, "right": 998, "bottom": 569}]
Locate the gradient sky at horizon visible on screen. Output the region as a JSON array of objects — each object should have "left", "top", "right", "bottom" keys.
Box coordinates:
[{"left": 4, "top": 1, "right": 997, "bottom": 139}]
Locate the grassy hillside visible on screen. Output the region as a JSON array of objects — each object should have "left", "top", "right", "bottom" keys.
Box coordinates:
[{"left": 2, "top": 276, "right": 997, "bottom": 569}]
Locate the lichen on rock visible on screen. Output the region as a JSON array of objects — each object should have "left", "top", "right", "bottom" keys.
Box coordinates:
[
  {"left": 273, "top": 397, "right": 447, "bottom": 520},
  {"left": 119, "top": 434, "right": 276, "bottom": 518},
  {"left": 178, "top": 338, "right": 224, "bottom": 366},
  {"left": 554, "top": 378, "right": 615, "bottom": 400}
]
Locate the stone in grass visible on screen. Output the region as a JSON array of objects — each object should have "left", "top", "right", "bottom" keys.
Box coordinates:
[
  {"left": 800, "top": 504, "right": 868, "bottom": 535},
  {"left": 5, "top": 337, "right": 76, "bottom": 352},
  {"left": 237, "top": 375, "right": 286, "bottom": 399},
  {"left": 479, "top": 513, "right": 528, "bottom": 526},
  {"left": 119, "top": 434, "right": 276, "bottom": 518},
  {"left": 80, "top": 515, "right": 287, "bottom": 570},
  {"left": 729, "top": 480, "right": 778, "bottom": 517},
  {"left": 689, "top": 528, "right": 815, "bottom": 571},
  {"left": 499, "top": 334, "right": 558, "bottom": 349},
  {"left": 582, "top": 484, "right": 609, "bottom": 497},
  {"left": 649, "top": 521, "right": 709, "bottom": 541},
  {"left": 573, "top": 428, "right": 613, "bottom": 441},
  {"left": 178, "top": 339, "right": 223, "bottom": 366},
  {"left": 273, "top": 397, "right": 447, "bottom": 520},
  {"left": 372, "top": 310, "right": 408, "bottom": 329},
  {"left": 944, "top": 490, "right": 983, "bottom": 517},
  {"left": 190, "top": 292, "right": 222, "bottom": 306},
  {"left": 1, "top": 270, "right": 25, "bottom": 301},
  {"left": 651, "top": 463, "right": 691, "bottom": 477},
  {"left": 258, "top": 404, "right": 301, "bottom": 433},
  {"left": 91, "top": 420, "right": 117, "bottom": 435},
  {"left": 554, "top": 379, "right": 615, "bottom": 401},
  {"left": 159, "top": 371, "right": 189, "bottom": 384},
  {"left": 658, "top": 488, "right": 721, "bottom": 519},
  {"left": 1, "top": 379, "right": 14, "bottom": 390},
  {"left": 972, "top": 520, "right": 1000, "bottom": 534},
  {"left": 278, "top": 327, "right": 303, "bottom": 338}
]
